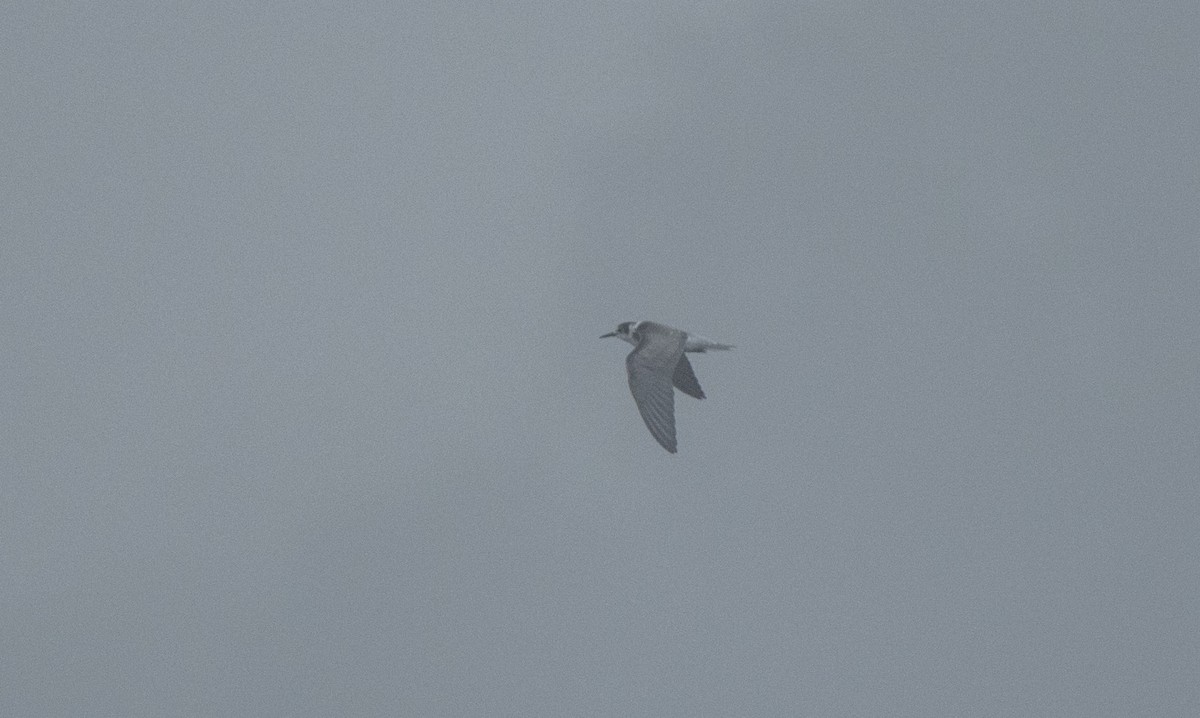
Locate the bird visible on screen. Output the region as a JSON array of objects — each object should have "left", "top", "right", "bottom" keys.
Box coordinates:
[{"left": 601, "top": 321, "right": 733, "bottom": 453}]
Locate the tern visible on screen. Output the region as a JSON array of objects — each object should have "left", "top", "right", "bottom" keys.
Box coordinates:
[{"left": 601, "top": 321, "right": 733, "bottom": 453}]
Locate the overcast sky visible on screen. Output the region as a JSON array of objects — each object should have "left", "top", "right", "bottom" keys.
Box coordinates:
[{"left": 4, "top": 2, "right": 1198, "bottom": 716}]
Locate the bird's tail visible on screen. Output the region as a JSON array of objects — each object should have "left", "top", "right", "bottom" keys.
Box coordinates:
[{"left": 685, "top": 335, "right": 735, "bottom": 352}]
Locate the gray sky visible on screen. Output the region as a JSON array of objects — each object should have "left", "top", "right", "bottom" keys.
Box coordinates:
[{"left": 4, "top": 2, "right": 1198, "bottom": 715}]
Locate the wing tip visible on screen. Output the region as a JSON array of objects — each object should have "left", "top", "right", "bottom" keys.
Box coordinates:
[{"left": 652, "top": 431, "right": 678, "bottom": 454}]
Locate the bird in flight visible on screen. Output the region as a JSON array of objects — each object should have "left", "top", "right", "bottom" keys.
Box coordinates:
[{"left": 601, "top": 321, "right": 733, "bottom": 453}]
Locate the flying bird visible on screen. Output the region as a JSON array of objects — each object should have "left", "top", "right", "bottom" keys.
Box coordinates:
[{"left": 601, "top": 321, "right": 733, "bottom": 453}]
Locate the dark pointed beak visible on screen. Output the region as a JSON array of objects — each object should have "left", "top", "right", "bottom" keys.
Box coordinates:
[{"left": 600, "top": 332, "right": 617, "bottom": 338}]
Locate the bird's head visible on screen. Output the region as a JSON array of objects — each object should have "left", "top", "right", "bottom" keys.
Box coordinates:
[{"left": 600, "top": 321, "right": 639, "bottom": 345}]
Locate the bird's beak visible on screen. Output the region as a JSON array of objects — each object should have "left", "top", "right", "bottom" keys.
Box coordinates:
[{"left": 600, "top": 332, "right": 617, "bottom": 339}]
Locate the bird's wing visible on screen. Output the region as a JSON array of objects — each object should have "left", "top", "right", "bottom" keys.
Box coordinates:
[
  {"left": 626, "top": 324, "right": 687, "bottom": 453},
  {"left": 672, "top": 353, "right": 706, "bottom": 400}
]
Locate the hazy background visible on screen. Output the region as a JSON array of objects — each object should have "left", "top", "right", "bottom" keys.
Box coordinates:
[{"left": 4, "top": 2, "right": 1198, "bottom": 715}]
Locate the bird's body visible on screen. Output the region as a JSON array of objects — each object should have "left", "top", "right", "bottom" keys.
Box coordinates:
[{"left": 601, "top": 321, "right": 733, "bottom": 453}]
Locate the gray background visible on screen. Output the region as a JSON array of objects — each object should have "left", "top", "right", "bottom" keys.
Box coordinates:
[{"left": 4, "top": 2, "right": 1198, "bottom": 716}]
